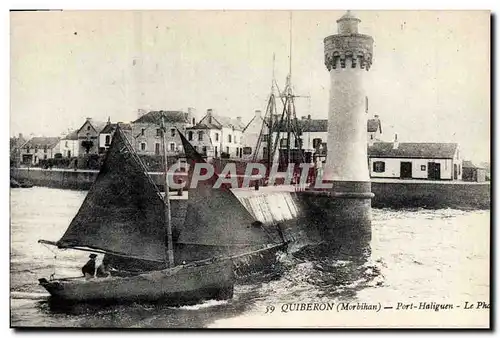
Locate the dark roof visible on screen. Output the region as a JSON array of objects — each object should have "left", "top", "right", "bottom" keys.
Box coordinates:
[
  {"left": 100, "top": 123, "right": 115, "bottom": 134},
  {"left": 133, "top": 111, "right": 190, "bottom": 124},
  {"left": 63, "top": 130, "right": 79, "bottom": 140},
  {"left": 367, "top": 118, "right": 381, "bottom": 133},
  {"left": 269, "top": 118, "right": 379, "bottom": 133},
  {"left": 196, "top": 113, "right": 246, "bottom": 131},
  {"left": 368, "top": 142, "right": 458, "bottom": 159},
  {"left": 23, "top": 137, "right": 60, "bottom": 149},
  {"left": 462, "top": 160, "right": 485, "bottom": 169}
]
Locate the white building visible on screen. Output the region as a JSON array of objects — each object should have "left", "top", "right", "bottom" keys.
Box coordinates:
[
  {"left": 20, "top": 137, "right": 60, "bottom": 165},
  {"left": 98, "top": 121, "right": 132, "bottom": 153},
  {"left": 58, "top": 130, "right": 80, "bottom": 158},
  {"left": 241, "top": 110, "right": 266, "bottom": 161},
  {"left": 368, "top": 141, "right": 462, "bottom": 180},
  {"left": 187, "top": 109, "right": 246, "bottom": 159}
]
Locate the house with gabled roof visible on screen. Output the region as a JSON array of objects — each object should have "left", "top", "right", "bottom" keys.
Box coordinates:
[
  {"left": 131, "top": 110, "right": 195, "bottom": 156},
  {"left": 241, "top": 110, "right": 267, "bottom": 161},
  {"left": 76, "top": 117, "right": 108, "bottom": 155},
  {"left": 186, "top": 109, "right": 246, "bottom": 159},
  {"left": 368, "top": 139, "right": 462, "bottom": 180},
  {"left": 20, "top": 136, "right": 60, "bottom": 165},
  {"left": 462, "top": 160, "right": 486, "bottom": 182},
  {"left": 98, "top": 119, "right": 132, "bottom": 153}
]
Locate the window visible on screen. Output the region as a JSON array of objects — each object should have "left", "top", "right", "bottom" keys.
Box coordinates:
[
  {"left": 43, "top": 147, "right": 47, "bottom": 153},
  {"left": 370, "top": 134, "right": 374, "bottom": 140},
  {"left": 214, "top": 146, "right": 218, "bottom": 157},
  {"left": 140, "top": 142, "right": 146, "bottom": 151},
  {"left": 280, "top": 138, "right": 288, "bottom": 148},
  {"left": 215, "top": 133, "right": 219, "bottom": 141},
  {"left": 35, "top": 146, "right": 38, "bottom": 153},
  {"left": 44, "top": 155, "right": 47, "bottom": 160},
  {"left": 192, "top": 118, "right": 195, "bottom": 125},
  {"left": 421, "top": 165, "right": 426, "bottom": 171},
  {"left": 86, "top": 133, "right": 90, "bottom": 140},
  {"left": 262, "top": 135, "right": 269, "bottom": 142},
  {"left": 169, "top": 143, "right": 175, "bottom": 152},
  {"left": 202, "top": 146, "right": 207, "bottom": 155},
  {"left": 226, "top": 146, "right": 229, "bottom": 154},
  {"left": 156, "top": 129, "right": 161, "bottom": 137},
  {"left": 188, "top": 131, "right": 193, "bottom": 141},
  {"left": 170, "top": 128, "right": 175, "bottom": 137},
  {"left": 228, "top": 134, "right": 232, "bottom": 143},
  {"left": 155, "top": 143, "right": 160, "bottom": 155},
  {"left": 373, "top": 161, "right": 385, "bottom": 173},
  {"left": 105, "top": 135, "right": 111, "bottom": 145},
  {"left": 65, "top": 141, "right": 68, "bottom": 147},
  {"left": 458, "top": 165, "right": 461, "bottom": 175},
  {"left": 243, "top": 147, "right": 252, "bottom": 155},
  {"left": 141, "top": 128, "right": 145, "bottom": 136},
  {"left": 87, "top": 126, "right": 91, "bottom": 131},
  {"left": 26, "top": 147, "right": 30, "bottom": 153},
  {"left": 198, "top": 131, "right": 203, "bottom": 141},
  {"left": 313, "top": 138, "right": 322, "bottom": 149}
]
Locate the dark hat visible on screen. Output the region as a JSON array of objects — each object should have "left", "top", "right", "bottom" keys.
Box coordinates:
[{"left": 89, "top": 253, "right": 97, "bottom": 258}]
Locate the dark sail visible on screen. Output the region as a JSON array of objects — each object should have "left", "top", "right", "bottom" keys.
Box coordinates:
[
  {"left": 177, "top": 130, "right": 274, "bottom": 246},
  {"left": 56, "top": 126, "right": 168, "bottom": 262}
]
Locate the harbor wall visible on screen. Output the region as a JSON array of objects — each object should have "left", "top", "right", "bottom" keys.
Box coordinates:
[
  {"left": 11, "top": 168, "right": 490, "bottom": 210},
  {"left": 370, "top": 180, "right": 490, "bottom": 210}
]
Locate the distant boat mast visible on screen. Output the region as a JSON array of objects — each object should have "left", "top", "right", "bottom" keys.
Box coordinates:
[{"left": 161, "top": 114, "right": 175, "bottom": 268}]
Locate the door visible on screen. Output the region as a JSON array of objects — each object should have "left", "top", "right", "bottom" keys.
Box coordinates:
[
  {"left": 427, "top": 162, "right": 441, "bottom": 180},
  {"left": 400, "top": 162, "right": 412, "bottom": 179}
]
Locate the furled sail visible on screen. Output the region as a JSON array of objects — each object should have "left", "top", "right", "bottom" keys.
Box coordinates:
[
  {"left": 56, "top": 126, "right": 168, "bottom": 262},
  {"left": 177, "top": 130, "right": 275, "bottom": 246}
]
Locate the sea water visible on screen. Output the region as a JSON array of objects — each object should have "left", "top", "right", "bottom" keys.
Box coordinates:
[{"left": 10, "top": 187, "right": 490, "bottom": 328}]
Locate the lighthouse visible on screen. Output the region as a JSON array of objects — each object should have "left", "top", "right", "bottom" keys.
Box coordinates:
[
  {"left": 323, "top": 11, "right": 373, "bottom": 183},
  {"left": 299, "top": 11, "right": 374, "bottom": 252}
]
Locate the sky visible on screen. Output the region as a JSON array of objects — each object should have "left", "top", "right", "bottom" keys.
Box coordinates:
[{"left": 10, "top": 10, "right": 490, "bottom": 163}]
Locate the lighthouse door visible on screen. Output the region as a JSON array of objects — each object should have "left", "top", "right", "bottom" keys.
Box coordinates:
[{"left": 400, "top": 162, "right": 412, "bottom": 179}]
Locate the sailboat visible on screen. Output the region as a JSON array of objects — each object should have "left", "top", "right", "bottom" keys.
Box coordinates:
[
  {"left": 37, "top": 123, "right": 235, "bottom": 305},
  {"left": 175, "top": 129, "right": 290, "bottom": 276}
]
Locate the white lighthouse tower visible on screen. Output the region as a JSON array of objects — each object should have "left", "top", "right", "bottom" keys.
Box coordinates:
[
  {"left": 323, "top": 11, "right": 373, "bottom": 182},
  {"left": 298, "top": 11, "right": 374, "bottom": 252}
]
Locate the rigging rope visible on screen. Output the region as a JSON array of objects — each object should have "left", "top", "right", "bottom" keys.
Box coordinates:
[{"left": 41, "top": 242, "right": 58, "bottom": 280}]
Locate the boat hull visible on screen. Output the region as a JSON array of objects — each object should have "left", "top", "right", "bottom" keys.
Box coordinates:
[{"left": 39, "top": 260, "right": 234, "bottom": 305}]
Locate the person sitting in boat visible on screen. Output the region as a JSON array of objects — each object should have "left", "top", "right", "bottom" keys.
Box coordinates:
[
  {"left": 82, "top": 253, "right": 97, "bottom": 279},
  {"left": 96, "top": 256, "right": 111, "bottom": 278}
]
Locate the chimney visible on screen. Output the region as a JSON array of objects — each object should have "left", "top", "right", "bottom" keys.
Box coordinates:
[
  {"left": 307, "top": 114, "right": 311, "bottom": 120},
  {"left": 18, "top": 133, "right": 23, "bottom": 139},
  {"left": 301, "top": 116, "right": 306, "bottom": 120},
  {"left": 393, "top": 133, "right": 399, "bottom": 150},
  {"left": 374, "top": 114, "right": 379, "bottom": 119},
  {"left": 107, "top": 116, "right": 111, "bottom": 125},
  {"left": 207, "top": 109, "right": 213, "bottom": 124},
  {"left": 254, "top": 110, "right": 261, "bottom": 117},
  {"left": 86, "top": 117, "right": 92, "bottom": 122}
]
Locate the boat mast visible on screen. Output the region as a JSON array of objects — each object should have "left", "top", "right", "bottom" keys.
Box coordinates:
[
  {"left": 267, "top": 54, "right": 275, "bottom": 167},
  {"left": 161, "top": 114, "right": 175, "bottom": 268}
]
